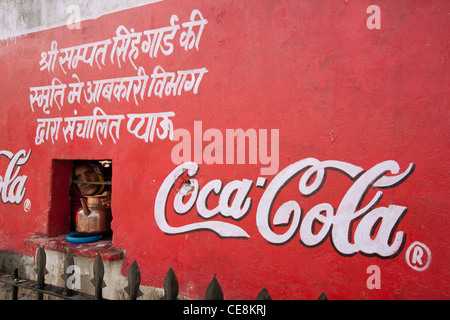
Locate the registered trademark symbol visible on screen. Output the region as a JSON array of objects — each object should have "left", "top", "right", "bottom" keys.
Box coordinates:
[
  {"left": 405, "top": 241, "right": 431, "bottom": 271},
  {"left": 24, "top": 198, "right": 31, "bottom": 212}
]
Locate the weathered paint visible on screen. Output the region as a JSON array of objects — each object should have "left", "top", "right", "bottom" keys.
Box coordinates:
[
  {"left": 0, "top": 0, "right": 449, "bottom": 299},
  {"left": 0, "top": 0, "right": 163, "bottom": 41}
]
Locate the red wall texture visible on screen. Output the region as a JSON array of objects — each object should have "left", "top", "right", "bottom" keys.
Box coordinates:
[{"left": 0, "top": 0, "right": 449, "bottom": 299}]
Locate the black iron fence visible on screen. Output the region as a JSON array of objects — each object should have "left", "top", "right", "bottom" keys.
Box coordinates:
[{"left": 0, "top": 246, "right": 328, "bottom": 300}]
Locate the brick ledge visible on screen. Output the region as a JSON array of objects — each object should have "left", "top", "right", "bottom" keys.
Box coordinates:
[{"left": 24, "top": 234, "right": 123, "bottom": 261}]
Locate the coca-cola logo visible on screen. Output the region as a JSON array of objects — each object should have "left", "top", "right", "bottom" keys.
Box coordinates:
[
  {"left": 0, "top": 149, "right": 31, "bottom": 205},
  {"left": 155, "top": 158, "right": 415, "bottom": 258}
]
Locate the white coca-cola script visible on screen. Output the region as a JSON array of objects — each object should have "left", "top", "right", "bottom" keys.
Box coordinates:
[
  {"left": 155, "top": 158, "right": 415, "bottom": 258},
  {"left": 0, "top": 149, "right": 31, "bottom": 205}
]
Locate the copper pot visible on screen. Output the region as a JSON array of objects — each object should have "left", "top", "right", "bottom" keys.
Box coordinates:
[{"left": 76, "top": 196, "right": 111, "bottom": 234}]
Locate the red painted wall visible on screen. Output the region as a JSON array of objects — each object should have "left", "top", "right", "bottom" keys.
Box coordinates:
[{"left": 1, "top": 0, "right": 449, "bottom": 299}]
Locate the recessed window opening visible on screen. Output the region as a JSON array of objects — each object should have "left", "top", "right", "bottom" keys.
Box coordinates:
[{"left": 70, "top": 159, "right": 113, "bottom": 240}]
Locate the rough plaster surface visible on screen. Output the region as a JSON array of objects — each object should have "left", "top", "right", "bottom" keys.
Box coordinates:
[{"left": 0, "top": 0, "right": 163, "bottom": 40}]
